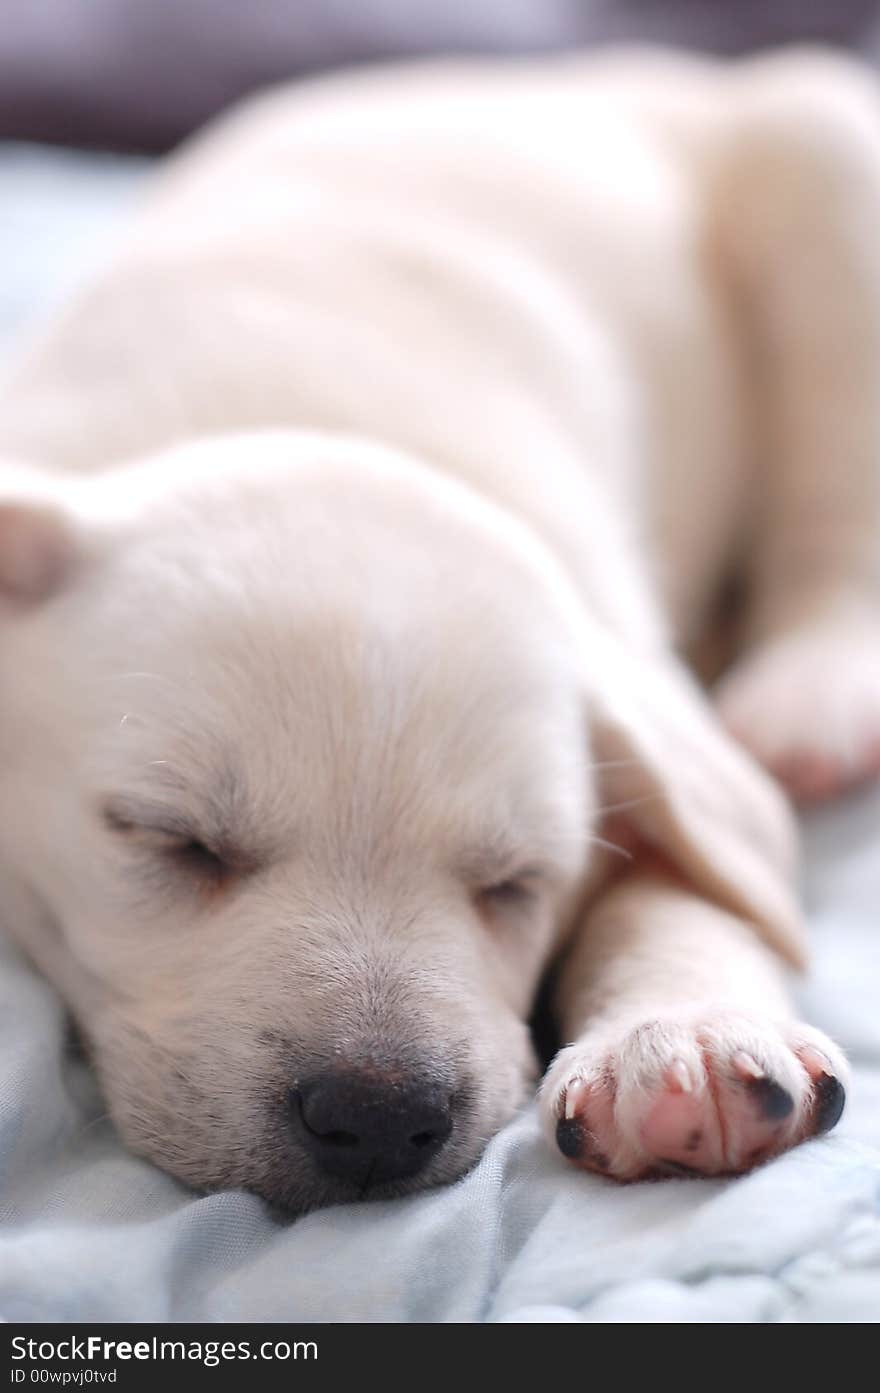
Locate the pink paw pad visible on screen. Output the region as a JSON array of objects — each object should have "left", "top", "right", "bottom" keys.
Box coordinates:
[
  {"left": 638, "top": 1059, "right": 725, "bottom": 1173},
  {"left": 549, "top": 1020, "right": 848, "bottom": 1181}
]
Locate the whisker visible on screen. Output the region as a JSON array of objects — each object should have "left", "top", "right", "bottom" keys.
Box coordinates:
[
  {"left": 70, "top": 1110, "right": 113, "bottom": 1141},
  {"left": 588, "top": 834, "right": 633, "bottom": 861},
  {"left": 102, "top": 671, "right": 174, "bottom": 684},
  {"left": 595, "top": 793, "right": 661, "bottom": 817}
]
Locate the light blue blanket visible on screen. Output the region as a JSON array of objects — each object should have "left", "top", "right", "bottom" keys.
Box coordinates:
[{"left": 1, "top": 145, "right": 878, "bottom": 1323}]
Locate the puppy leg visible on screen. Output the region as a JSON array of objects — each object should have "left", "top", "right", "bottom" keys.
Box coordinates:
[
  {"left": 710, "top": 54, "right": 880, "bottom": 801},
  {"left": 540, "top": 869, "right": 848, "bottom": 1179}
]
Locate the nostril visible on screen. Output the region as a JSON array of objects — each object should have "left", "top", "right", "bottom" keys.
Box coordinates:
[
  {"left": 291, "top": 1070, "right": 455, "bottom": 1183},
  {"left": 410, "top": 1130, "right": 437, "bottom": 1149},
  {"left": 321, "top": 1128, "right": 359, "bottom": 1148},
  {"left": 290, "top": 1088, "right": 361, "bottom": 1148}
]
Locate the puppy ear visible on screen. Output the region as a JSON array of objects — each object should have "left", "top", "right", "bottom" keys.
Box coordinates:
[
  {"left": 589, "top": 635, "right": 805, "bottom": 968},
  {"left": 0, "top": 493, "right": 78, "bottom": 603}
]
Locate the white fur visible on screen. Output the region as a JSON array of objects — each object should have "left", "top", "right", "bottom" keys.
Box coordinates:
[{"left": 0, "top": 47, "right": 875, "bottom": 1201}]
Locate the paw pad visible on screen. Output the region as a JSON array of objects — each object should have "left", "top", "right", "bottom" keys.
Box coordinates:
[{"left": 543, "top": 1016, "right": 848, "bottom": 1181}]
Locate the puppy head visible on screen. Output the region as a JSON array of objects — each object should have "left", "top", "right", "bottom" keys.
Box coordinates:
[
  {"left": 0, "top": 433, "right": 801, "bottom": 1209},
  {"left": 0, "top": 434, "right": 597, "bottom": 1207}
]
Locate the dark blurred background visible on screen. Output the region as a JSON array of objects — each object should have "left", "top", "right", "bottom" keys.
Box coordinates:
[{"left": 2, "top": 0, "right": 880, "bottom": 153}]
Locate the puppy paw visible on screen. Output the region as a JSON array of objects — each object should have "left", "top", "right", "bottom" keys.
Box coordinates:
[
  {"left": 715, "top": 624, "right": 880, "bottom": 803},
  {"left": 540, "top": 1013, "right": 848, "bottom": 1180}
]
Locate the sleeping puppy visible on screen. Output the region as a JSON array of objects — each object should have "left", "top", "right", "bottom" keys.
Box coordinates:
[{"left": 0, "top": 47, "right": 876, "bottom": 1209}]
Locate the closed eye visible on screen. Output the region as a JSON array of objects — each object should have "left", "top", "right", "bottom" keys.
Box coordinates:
[
  {"left": 474, "top": 873, "right": 541, "bottom": 915},
  {"left": 100, "top": 799, "right": 242, "bottom": 886},
  {"left": 160, "top": 834, "right": 228, "bottom": 882}
]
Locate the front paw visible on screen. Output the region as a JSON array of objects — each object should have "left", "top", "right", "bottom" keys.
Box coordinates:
[{"left": 540, "top": 1013, "right": 848, "bottom": 1180}]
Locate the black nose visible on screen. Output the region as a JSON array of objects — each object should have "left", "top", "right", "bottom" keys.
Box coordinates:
[{"left": 291, "top": 1071, "right": 454, "bottom": 1185}]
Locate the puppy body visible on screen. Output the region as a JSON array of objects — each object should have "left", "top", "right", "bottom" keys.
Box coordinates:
[
  {"left": 1, "top": 50, "right": 742, "bottom": 646},
  {"left": 0, "top": 48, "right": 875, "bottom": 1200}
]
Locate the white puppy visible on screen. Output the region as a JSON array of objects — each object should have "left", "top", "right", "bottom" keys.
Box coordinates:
[{"left": 1, "top": 47, "right": 875, "bottom": 1206}]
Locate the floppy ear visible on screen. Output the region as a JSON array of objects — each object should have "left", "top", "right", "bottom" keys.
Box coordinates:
[
  {"left": 0, "top": 481, "right": 77, "bottom": 604},
  {"left": 588, "top": 634, "right": 805, "bottom": 968}
]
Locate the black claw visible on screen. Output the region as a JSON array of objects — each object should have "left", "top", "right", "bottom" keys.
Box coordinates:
[
  {"left": 813, "top": 1073, "right": 846, "bottom": 1134},
  {"left": 555, "top": 1116, "right": 609, "bottom": 1169},
  {"left": 556, "top": 1116, "right": 585, "bottom": 1159},
  {"left": 747, "top": 1076, "right": 795, "bottom": 1121}
]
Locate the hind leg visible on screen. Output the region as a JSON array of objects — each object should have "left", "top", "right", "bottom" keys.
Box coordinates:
[{"left": 709, "top": 53, "right": 880, "bottom": 801}]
